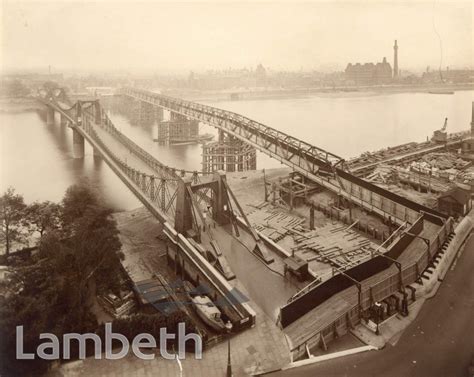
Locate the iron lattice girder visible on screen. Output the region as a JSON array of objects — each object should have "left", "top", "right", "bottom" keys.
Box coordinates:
[
  {"left": 84, "top": 102, "right": 181, "bottom": 221},
  {"left": 121, "top": 88, "right": 344, "bottom": 172},
  {"left": 38, "top": 90, "right": 188, "bottom": 228}
]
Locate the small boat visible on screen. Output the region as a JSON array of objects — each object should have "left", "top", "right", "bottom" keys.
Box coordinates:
[
  {"left": 191, "top": 295, "right": 226, "bottom": 332},
  {"left": 428, "top": 90, "right": 454, "bottom": 95}
]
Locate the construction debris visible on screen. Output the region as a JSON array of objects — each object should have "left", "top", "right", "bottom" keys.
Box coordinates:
[{"left": 97, "top": 291, "right": 136, "bottom": 318}]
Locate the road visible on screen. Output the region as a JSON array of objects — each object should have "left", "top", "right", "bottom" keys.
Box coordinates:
[{"left": 271, "top": 234, "right": 474, "bottom": 377}]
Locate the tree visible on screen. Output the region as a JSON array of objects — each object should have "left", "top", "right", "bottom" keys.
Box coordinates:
[
  {"left": 0, "top": 79, "right": 30, "bottom": 97},
  {"left": 42, "top": 80, "right": 59, "bottom": 92},
  {"left": 52, "top": 184, "right": 123, "bottom": 313},
  {"left": 0, "top": 187, "right": 27, "bottom": 255},
  {"left": 25, "top": 201, "right": 62, "bottom": 237},
  {"left": 61, "top": 183, "right": 99, "bottom": 227},
  {"left": 0, "top": 184, "right": 124, "bottom": 375}
]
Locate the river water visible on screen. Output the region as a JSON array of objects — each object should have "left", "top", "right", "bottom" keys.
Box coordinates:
[{"left": 1, "top": 90, "right": 472, "bottom": 210}]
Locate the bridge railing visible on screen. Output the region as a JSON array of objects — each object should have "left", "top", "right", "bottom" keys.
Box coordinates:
[
  {"left": 80, "top": 111, "right": 181, "bottom": 220},
  {"left": 38, "top": 96, "right": 257, "bottom": 328},
  {"left": 99, "top": 111, "right": 197, "bottom": 181}
]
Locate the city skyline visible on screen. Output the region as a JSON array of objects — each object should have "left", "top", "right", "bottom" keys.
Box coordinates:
[{"left": 1, "top": 1, "right": 472, "bottom": 75}]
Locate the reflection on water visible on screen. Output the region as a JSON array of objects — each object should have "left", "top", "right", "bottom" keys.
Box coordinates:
[
  {"left": 0, "top": 110, "right": 139, "bottom": 210},
  {"left": 1, "top": 90, "right": 472, "bottom": 210}
]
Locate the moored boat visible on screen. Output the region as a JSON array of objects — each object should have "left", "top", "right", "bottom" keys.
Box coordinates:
[
  {"left": 191, "top": 295, "right": 226, "bottom": 332},
  {"left": 428, "top": 90, "right": 454, "bottom": 95}
]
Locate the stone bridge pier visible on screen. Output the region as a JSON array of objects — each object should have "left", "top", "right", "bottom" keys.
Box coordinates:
[
  {"left": 72, "top": 128, "right": 85, "bottom": 158},
  {"left": 72, "top": 102, "right": 85, "bottom": 158},
  {"left": 46, "top": 106, "right": 55, "bottom": 125},
  {"left": 60, "top": 113, "right": 68, "bottom": 126}
]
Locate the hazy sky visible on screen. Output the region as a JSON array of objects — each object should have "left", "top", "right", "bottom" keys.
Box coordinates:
[{"left": 1, "top": 0, "right": 472, "bottom": 74}]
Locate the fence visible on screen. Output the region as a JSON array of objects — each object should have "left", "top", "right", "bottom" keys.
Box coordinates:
[{"left": 285, "top": 215, "right": 454, "bottom": 359}]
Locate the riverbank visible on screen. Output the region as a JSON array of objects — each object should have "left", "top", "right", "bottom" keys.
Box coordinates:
[
  {"left": 165, "top": 83, "right": 474, "bottom": 103},
  {"left": 0, "top": 97, "right": 42, "bottom": 113}
]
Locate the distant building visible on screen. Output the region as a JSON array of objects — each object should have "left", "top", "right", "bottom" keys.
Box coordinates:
[
  {"left": 422, "top": 68, "right": 474, "bottom": 84},
  {"left": 185, "top": 68, "right": 256, "bottom": 90},
  {"left": 345, "top": 57, "right": 393, "bottom": 85},
  {"left": 255, "top": 64, "right": 267, "bottom": 87}
]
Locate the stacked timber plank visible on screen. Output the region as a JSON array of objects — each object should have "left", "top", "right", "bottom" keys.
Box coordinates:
[{"left": 291, "top": 223, "right": 383, "bottom": 270}]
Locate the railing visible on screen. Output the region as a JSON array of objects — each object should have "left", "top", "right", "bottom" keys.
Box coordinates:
[
  {"left": 80, "top": 112, "right": 180, "bottom": 222},
  {"left": 37, "top": 95, "right": 257, "bottom": 327},
  {"left": 98, "top": 109, "right": 207, "bottom": 181}
]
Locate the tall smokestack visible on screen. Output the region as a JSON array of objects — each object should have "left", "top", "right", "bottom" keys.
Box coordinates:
[
  {"left": 471, "top": 101, "right": 474, "bottom": 137},
  {"left": 393, "top": 40, "right": 398, "bottom": 79}
]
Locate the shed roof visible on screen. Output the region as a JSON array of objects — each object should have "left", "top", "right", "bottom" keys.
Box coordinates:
[{"left": 438, "top": 187, "right": 471, "bottom": 205}]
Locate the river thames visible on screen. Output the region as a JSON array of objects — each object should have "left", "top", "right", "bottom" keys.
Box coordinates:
[{"left": 1, "top": 90, "right": 472, "bottom": 210}]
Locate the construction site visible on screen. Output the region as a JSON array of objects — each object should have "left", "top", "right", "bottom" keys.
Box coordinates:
[{"left": 91, "top": 91, "right": 474, "bottom": 366}]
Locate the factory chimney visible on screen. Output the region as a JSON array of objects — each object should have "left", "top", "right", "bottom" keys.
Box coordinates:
[
  {"left": 393, "top": 40, "right": 399, "bottom": 79},
  {"left": 471, "top": 102, "right": 474, "bottom": 137}
]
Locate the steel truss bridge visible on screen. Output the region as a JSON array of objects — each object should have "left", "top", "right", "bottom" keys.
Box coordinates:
[
  {"left": 37, "top": 88, "right": 268, "bottom": 328},
  {"left": 36, "top": 86, "right": 449, "bottom": 337},
  {"left": 120, "top": 87, "right": 447, "bottom": 227}
]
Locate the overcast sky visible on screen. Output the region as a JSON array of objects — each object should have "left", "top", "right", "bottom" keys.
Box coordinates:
[{"left": 1, "top": 0, "right": 472, "bottom": 74}]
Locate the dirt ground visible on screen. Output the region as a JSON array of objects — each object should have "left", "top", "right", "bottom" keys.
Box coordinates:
[{"left": 112, "top": 207, "right": 170, "bottom": 283}]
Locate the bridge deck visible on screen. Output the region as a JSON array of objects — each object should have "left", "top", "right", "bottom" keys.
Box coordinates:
[{"left": 94, "top": 124, "right": 160, "bottom": 178}]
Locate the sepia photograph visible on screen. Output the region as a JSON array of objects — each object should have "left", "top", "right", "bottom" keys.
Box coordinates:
[{"left": 0, "top": 1, "right": 473, "bottom": 376}]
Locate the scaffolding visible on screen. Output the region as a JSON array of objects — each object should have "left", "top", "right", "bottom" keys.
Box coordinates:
[
  {"left": 202, "top": 132, "right": 257, "bottom": 173},
  {"left": 156, "top": 111, "right": 199, "bottom": 143}
]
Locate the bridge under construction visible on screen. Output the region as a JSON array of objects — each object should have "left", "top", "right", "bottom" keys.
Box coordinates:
[{"left": 37, "top": 86, "right": 458, "bottom": 361}]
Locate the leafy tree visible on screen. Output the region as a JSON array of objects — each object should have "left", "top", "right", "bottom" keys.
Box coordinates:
[
  {"left": 0, "top": 253, "right": 97, "bottom": 376},
  {"left": 43, "top": 205, "right": 124, "bottom": 312},
  {"left": 61, "top": 183, "right": 99, "bottom": 227},
  {"left": 0, "top": 79, "right": 30, "bottom": 97},
  {"left": 25, "top": 201, "right": 62, "bottom": 237},
  {"left": 42, "top": 81, "right": 59, "bottom": 92},
  {"left": 0, "top": 184, "right": 123, "bottom": 376},
  {"left": 0, "top": 187, "right": 27, "bottom": 255}
]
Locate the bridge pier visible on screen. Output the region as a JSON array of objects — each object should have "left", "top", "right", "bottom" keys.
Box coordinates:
[
  {"left": 202, "top": 132, "right": 257, "bottom": 173},
  {"left": 212, "top": 171, "right": 231, "bottom": 226},
  {"left": 94, "top": 101, "right": 100, "bottom": 124},
  {"left": 60, "top": 113, "right": 67, "bottom": 126},
  {"left": 175, "top": 178, "right": 194, "bottom": 236},
  {"left": 93, "top": 146, "right": 101, "bottom": 158},
  {"left": 46, "top": 106, "right": 55, "bottom": 125},
  {"left": 155, "top": 106, "right": 164, "bottom": 122},
  {"left": 138, "top": 101, "right": 156, "bottom": 126},
  {"left": 72, "top": 128, "right": 85, "bottom": 158},
  {"left": 156, "top": 112, "right": 199, "bottom": 143}
]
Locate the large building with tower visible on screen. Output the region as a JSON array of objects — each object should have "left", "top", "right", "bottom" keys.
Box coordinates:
[{"left": 345, "top": 40, "right": 398, "bottom": 84}]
